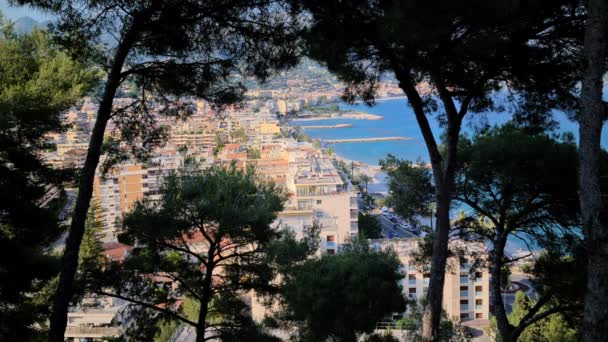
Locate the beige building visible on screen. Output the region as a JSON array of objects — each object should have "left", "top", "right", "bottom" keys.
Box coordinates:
[
  {"left": 259, "top": 121, "right": 281, "bottom": 134},
  {"left": 277, "top": 99, "right": 288, "bottom": 115},
  {"left": 369, "top": 238, "right": 491, "bottom": 322},
  {"left": 277, "top": 153, "right": 358, "bottom": 254},
  {"left": 64, "top": 296, "right": 127, "bottom": 341},
  {"left": 93, "top": 151, "right": 183, "bottom": 238}
]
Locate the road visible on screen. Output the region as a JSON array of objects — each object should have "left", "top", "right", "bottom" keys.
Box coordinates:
[{"left": 376, "top": 213, "right": 416, "bottom": 239}]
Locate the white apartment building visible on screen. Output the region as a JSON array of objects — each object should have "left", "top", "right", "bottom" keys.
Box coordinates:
[
  {"left": 64, "top": 296, "right": 129, "bottom": 341},
  {"left": 276, "top": 153, "right": 358, "bottom": 254},
  {"left": 369, "top": 238, "right": 491, "bottom": 322}
]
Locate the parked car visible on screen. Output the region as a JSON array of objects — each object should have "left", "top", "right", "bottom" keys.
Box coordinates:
[{"left": 462, "top": 327, "right": 475, "bottom": 338}]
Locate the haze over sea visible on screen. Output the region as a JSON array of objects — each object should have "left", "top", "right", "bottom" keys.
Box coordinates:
[{"left": 293, "top": 96, "right": 608, "bottom": 166}]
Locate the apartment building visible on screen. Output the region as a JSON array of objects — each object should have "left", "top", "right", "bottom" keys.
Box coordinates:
[
  {"left": 64, "top": 296, "right": 128, "bottom": 341},
  {"left": 278, "top": 154, "right": 358, "bottom": 254},
  {"left": 369, "top": 238, "right": 491, "bottom": 322},
  {"left": 93, "top": 150, "right": 184, "bottom": 238}
]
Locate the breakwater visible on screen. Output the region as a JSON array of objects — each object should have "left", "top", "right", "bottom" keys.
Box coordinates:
[
  {"left": 324, "top": 136, "right": 412, "bottom": 144},
  {"left": 302, "top": 123, "right": 352, "bottom": 129}
]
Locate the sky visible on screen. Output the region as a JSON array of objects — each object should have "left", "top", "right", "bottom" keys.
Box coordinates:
[{"left": 0, "top": 0, "right": 51, "bottom": 21}]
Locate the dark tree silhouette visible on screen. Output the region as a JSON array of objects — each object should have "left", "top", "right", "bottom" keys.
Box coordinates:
[
  {"left": 578, "top": 0, "right": 608, "bottom": 340},
  {"left": 294, "top": 1, "right": 584, "bottom": 339},
  {"left": 18, "top": 1, "right": 302, "bottom": 341},
  {"left": 0, "top": 19, "right": 98, "bottom": 340}
]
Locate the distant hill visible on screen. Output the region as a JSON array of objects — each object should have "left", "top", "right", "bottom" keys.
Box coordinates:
[{"left": 13, "top": 16, "right": 48, "bottom": 34}]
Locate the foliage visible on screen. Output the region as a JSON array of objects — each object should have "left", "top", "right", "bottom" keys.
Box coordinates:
[
  {"left": 356, "top": 173, "right": 372, "bottom": 193},
  {"left": 276, "top": 239, "right": 406, "bottom": 342},
  {"left": 394, "top": 300, "right": 469, "bottom": 342},
  {"left": 93, "top": 165, "right": 287, "bottom": 340},
  {"left": 247, "top": 147, "right": 261, "bottom": 159},
  {"left": 0, "top": 16, "right": 97, "bottom": 340},
  {"left": 297, "top": 0, "right": 585, "bottom": 338},
  {"left": 229, "top": 128, "right": 249, "bottom": 143},
  {"left": 358, "top": 212, "right": 383, "bottom": 239},
  {"left": 293, "top": 126, "right": 311, "bottom": 142},
  {"left": 497, "top": 292, "right": 579, "bottom": 342},
  {"left": 154, "top": 318, "right": 180, "bottom": 342},
  {"left": 379, "top": 155, "right": 434, "bottom": 225},
  {"left": 452, "top": 124, "right": 583, "bottom": 341},
  {"left": 214, "top": 132, "right": 226, "bottom": 156},
  {"left": 25, "top": 1, "right": 303, "bottom": 338}
]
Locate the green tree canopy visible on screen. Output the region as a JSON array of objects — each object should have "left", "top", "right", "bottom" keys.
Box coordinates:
[
  {"left": 381, "top": 124, "right": 584, "bottom": 341},
  {"left": 276, "top": 239, "right": 406, "bottom": 342},
  {"left": 22, "top": 1, "right": 303, "bottom": 339},
  {"left": 0, "top": 16, "right": 98, "bottom": 340},
  {"left": 91, "top": 166, "right": 286, "bottom": 342},
  {"left": 358, "top": 212, "right": 383, "bottom": 239},
  {"left": 295, "top": 0, "right": 585, "bottom": 338},
  {"left": 500, "top": 291, "right": 578, "bottom": 342}
]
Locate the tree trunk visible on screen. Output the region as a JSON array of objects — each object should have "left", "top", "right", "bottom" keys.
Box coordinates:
[
  {"left": 580, "top": 0, "right": 608, "bottom": 341},
  {"left": 490, "top": 234, "right": 515, "bottom": 342},
  {"left": 195, "top": 245, "right": 217, "bottom": 342},
  {"left": 394, "top": 70, "right": 462, "bottom": 341},
  {"left": 421, "top": 192, "right": 451, "bottom": 341},
  {"left": 47, "top": 29, "right": 136, "bottom": 342}
]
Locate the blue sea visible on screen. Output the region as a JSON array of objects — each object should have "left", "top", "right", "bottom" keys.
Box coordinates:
[
  {"left": 290, "top": 95, "right": 605, "bottom": 253},
  {"left": 292, "top": 96, "right": 608, "bottom": 166}
]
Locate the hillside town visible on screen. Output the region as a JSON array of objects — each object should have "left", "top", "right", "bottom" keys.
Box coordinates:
[{"left": 2, "top": 1, "right": 600, "bottom": 342}]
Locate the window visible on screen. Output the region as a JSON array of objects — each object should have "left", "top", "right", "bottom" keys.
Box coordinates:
[
  {"left": 460, "top": 313, "right": 470, "bottom": 320},
  {"left": 460, "top": 299, "right": 469, "bottom": 311},
  {"left": 327, "top": 249, "right": 335, "bottom": 255},
  {"left": 408, "top": 261, "right": 416, "bottom": 271},
  {"left": 317, "top": 200, "right": 322, "bottom": 204},
  {"left": 408, "top": 274, "right": 416, "bottom": 285},
  {"left": 409, "top": 288, "right": 416, "bottom": 294},
  {"left": 327, "top": 235, "right": 335, "bottom": 242},
  {"left": 475, "top": 313, "right": 483, "bottom": 319}
]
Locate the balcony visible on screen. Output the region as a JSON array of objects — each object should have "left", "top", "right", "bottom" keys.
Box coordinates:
[
  {"left": 460, "top": 304, "right": 469, "bottom": 311},
  {"left": 423, "top": 278, "right": 430, "bottom": 285},
  {"left": 460, "top": 263, "right": 470, "bottom": 271},
  {"left": 460, "top": 277, "right": 469, "bottom": 284},
  {"left": 476, "top": 305, "right": 483, "bottom": 311},
  {"left": 408, "top": 265, "right": 417, "bottom": 271},
  {"left": 280, "top": 206, "right": 314, "bottom": 216},
  {"left": 326, "top": 241, "right": 336, "bottom": 248},
  {"left": 475, "top": 291, "right": 484, "bottom": 297},
  {"left": 460, "top": 291, "right": 468, "bottom": 297},
  {"left": 408, "top": 279, "right": 416, "bottom": 286},
  {"left": 65, "top": 326, "right": 122, "bottom": 338}
]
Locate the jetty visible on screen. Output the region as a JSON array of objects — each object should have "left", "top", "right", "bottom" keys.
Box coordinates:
[
  {"left": 324, "top": 136, "right": 412, "bottom": 143},
  {"left": 302, "top": 123, "right": 352, "bottom": 129}
]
